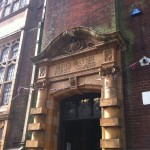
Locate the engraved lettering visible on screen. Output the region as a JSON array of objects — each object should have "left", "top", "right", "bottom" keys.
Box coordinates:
[
  {"left": 55, "top": 62, "right": 71, "bottom": 75},
  {"left": 54, "top": 55, "right": 96, "bottom": 76}
]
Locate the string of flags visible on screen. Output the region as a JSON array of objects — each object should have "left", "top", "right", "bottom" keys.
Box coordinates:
[
  {"left": 12, "top": 86, "right": 31, "bottom": 100},
  {"left": 12, "top": 56, "right": 150, "bottom": 99},
  {"left": 126, "top": 56, "right": 150, "bottom": 70},
  {"left": 98, "top": 56, "right": 150, "bottom": 81}
]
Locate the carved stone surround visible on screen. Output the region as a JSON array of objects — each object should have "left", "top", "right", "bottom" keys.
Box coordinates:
[{"left": 26, "top": 29, "right": 125, "bottom": 150}]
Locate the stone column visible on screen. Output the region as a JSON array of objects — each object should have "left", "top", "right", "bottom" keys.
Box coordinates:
[
  {"left": 45, "top": 95, "right": 60, "bottom": 150},
  {"left": 100, "top": 75, "right": 123, "bottom": 149},
  {"left": 26, "top": 85, "right": 48, "bottom": 149},
  {"left": 31, "top": 88, "right": 48, "bottom": 141}
]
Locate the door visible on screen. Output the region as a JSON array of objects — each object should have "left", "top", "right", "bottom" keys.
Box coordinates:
[{"left": 58, "top": 93, "right": 101, "bottom": 150}]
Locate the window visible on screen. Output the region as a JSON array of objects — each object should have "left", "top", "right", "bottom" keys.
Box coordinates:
[
  {"left": 0, "top": 0, "right": 28, "bottom": 18},
  {"left": 4, "top": 5, "right": 11, "bottom": 16},
  {"left": 0, "top": 0, "right": 3, "bottom": 17},
  {"left": 2, "top": 83, "right": 11, "bottom": 105},
  {"left": 6, "top": 0, "right": 12, "bottom": 5},
  {"left": 11, "top": 43, "right": 19, "bottom": 58},
  {"left": 0, "top": 68, "right": 5, "bottom": 84},
  {"left": 12, "top": 0, "right": 19, "bottom": 12},
  {"left": 20, "top": 0, "right": 27, "bottom": 7},
  {"left": 0, "top": 8, "right": 2, "bottom": 17},
  {"left": 0, "top": 40, "right": 19, "bottom": 106},
  {"left": 1, "top": 47, "right": 9, "bottom": 62},
  {"left": 0, "top": 0, "right": 4, "bottom": 7},
  {"left": 6, "top": 65, "right": 15, "bottom": 81},
  {"left": 0, "top": 128, "right": 2, "bottom": 140}
]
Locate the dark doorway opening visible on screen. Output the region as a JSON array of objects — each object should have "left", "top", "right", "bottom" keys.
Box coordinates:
[{"left": 58, "top": 93, "right": 101, "bottom": 150}]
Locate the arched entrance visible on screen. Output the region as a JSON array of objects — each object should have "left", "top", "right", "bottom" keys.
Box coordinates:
[
  {"left": 58, "top": 93, "right": 101, "bottom": 150},
  {"left": 26, "top": 27, "right": 125, "bottom": 150}
]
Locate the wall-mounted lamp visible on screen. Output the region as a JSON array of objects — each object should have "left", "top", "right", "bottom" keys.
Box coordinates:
[{"left": 131, "top": 7, "right": 142, "bottom": 16}]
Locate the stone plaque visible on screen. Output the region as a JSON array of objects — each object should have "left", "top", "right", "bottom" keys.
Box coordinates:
[{"left": 49, "top": 53, "right": 102, "bottom": 77}]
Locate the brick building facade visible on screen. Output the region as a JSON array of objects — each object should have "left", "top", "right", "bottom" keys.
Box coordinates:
[
  {"left": 0, "top": 0, "right": 44, "bottom": 149},
  {"left": 25, "top": 0, "right": 150, "bottom": 150},
  {"left": 1, "top": 0, "right": 150, "bottom": 150},
  {"left": 27, "top": 0, "right": 150, "bottom": 149},
  {"left": 119, "top": 1, "right": 150, "bottom": 149}
]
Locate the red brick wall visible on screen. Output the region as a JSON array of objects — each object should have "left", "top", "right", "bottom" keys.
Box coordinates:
[
  {"left": 119, "top": 0, "right": 150, "bottom": 149},
  {"left": 41, "top": 0, "right": 150, "bottom": 149},
  {"left": 41, "top": 0, "right": 116, "bottom": 50},
  {"left": 5, "top": 0, "right": 44, "bottom": 148}
]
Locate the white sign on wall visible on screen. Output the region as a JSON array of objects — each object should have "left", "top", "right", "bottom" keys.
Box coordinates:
[
  {"left": 142, "top": 91, "right": 150, "bottom": 105},
  {"left": 67, "top": 143, "right": 71, "bottom": 150}
]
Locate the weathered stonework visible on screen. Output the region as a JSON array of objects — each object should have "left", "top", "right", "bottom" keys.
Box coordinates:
[{"left": 26, "top": 27, "right": 125, "bottom": 150}]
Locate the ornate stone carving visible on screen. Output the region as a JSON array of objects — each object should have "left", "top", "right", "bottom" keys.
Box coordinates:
[
  {"left": 38, "top": 66, "right": 46, "bottom": 78},
  {"left": 34, "top": 80, "right": 50, "bottom": 89},
  {"left": 100, "top": 66, "right": 120, "bottom": 77},
  {"left": 104, "top": 49, "right": 112, "bottom": 62},
  {"left": 69, "top": 76, "right": 77, "bottom": 89},
  {"left": 64, "top": 37, "right": 95, "bottom": 54}
]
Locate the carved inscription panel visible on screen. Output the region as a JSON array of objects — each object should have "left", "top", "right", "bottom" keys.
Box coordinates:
[{"left": 49, "top": 53, "right": 103, "bottom": 78}]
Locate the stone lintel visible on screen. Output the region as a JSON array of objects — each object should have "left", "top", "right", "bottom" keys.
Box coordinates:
[
  {"left": 28, "top": 123, "right": 45, "bottom": 131},
  {"left": 100, "top": 118, "right": 121, "bottom": 127},
  {"left": 30, "top": 107, "right": 47, "bottom": 115},
  {"left": 100, "top": 139, "right": 122, "bottom": 148},
  {"left": 100, "top": 98, "right": 120, "bottom": 107},
  {"left": 26, "top": 140, "right": 44, "bottom": 148}
]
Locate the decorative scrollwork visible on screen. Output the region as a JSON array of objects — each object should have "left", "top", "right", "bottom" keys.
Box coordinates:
[
  {"left": 34, "top": 80, "right": 50, "bottom": 89},
  {"left": 65, "top": 37, "right": 95, "bottom": 54},
  {"left": 100, "top": 65, "right": 120, "bottom": 77}
]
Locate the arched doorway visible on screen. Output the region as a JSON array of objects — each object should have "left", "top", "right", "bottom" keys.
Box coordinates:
[
  {"left": 58, "top": 93, "right": 101, "bottom": 150},
  {"left": 26, "top": 27, "right": 125, "bottom": 150}
]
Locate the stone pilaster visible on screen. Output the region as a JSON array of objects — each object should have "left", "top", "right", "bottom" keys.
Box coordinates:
[
  {"left": 100, "top": 75, "right": 124, "bottom": 149},
  {"left": 26, "top": 88, "right": 48, "bottom": 149}
]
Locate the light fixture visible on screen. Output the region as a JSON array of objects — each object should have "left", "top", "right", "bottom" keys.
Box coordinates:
[{"left": 131, "top": 7, "right": 142, "bottom": 16}]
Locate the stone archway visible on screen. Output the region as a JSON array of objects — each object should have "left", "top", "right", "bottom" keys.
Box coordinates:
[
  {"left": 26, "top": 27, "right": 126, "bottom": 150},
  {"left": 46, "top": 85, "right": 101, "bottom": 150}
]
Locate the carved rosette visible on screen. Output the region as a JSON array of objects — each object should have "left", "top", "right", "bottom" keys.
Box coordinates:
[{"left": 34, "top": 80, "right": 50, "bottom": 89}]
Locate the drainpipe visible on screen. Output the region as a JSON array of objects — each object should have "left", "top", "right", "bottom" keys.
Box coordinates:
[{"left": 20, "top": 0, "right": 47, "bottom": 149}]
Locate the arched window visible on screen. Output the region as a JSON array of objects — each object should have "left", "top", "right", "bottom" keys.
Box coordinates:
[
  {"left": 6, "top": 65, "right": 15, "bottom": 81},
  {"left": 0, "top": 68, "right": 5, "bottom": 84},
  {"left": 2, "top": 83, "right": 11, "bottom": 105},
  {"left": 1, "top": 47, "right": 9, "bottom": 62},
  {"left": 11, "top": 43, "right": 19, "bottom": 59}
]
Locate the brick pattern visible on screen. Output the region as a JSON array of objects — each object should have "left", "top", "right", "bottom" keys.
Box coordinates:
[
  {"left": 41, "top": 0, "right": 116, "bottom": 50},
  {"left": 4, "top": 0, "right": 45, "bottom": 148},
  {"left": 119, "top": 0, "right": 150, "bottom": 149}
]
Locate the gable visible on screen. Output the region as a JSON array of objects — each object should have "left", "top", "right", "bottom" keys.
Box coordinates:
[{"left": 32, "top": 27, "right": 123, "bottom": 63}]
